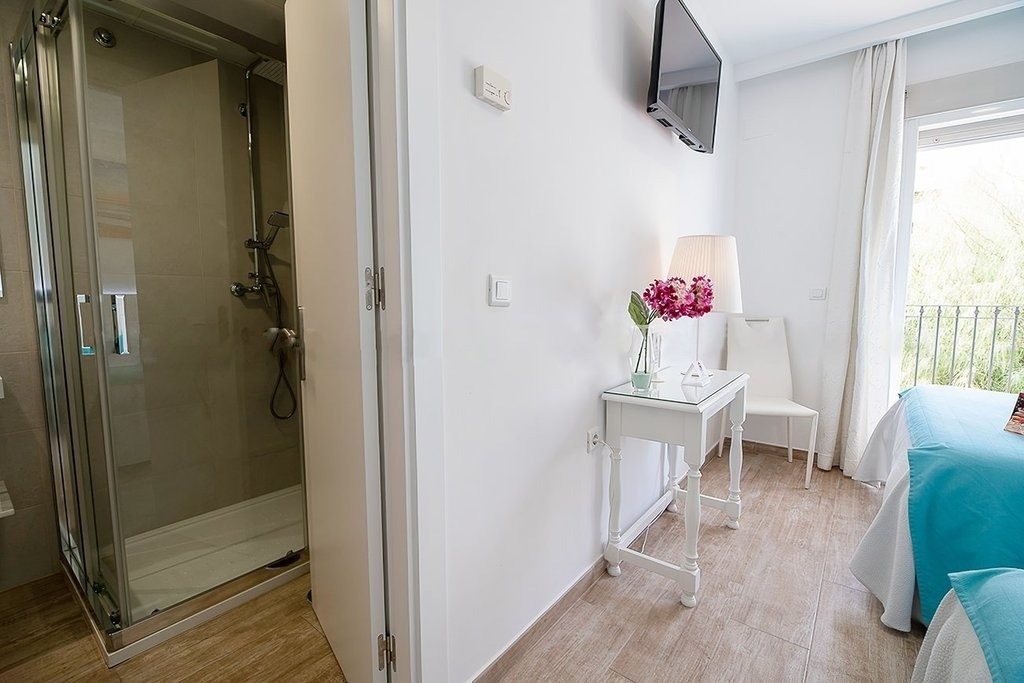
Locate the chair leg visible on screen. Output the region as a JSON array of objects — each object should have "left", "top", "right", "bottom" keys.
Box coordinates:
[
  {"left": 786, "top": 417, "right": 793, "bottom": 463},
  {"left": 717, "top": 412, "right": 728, "bottom": 458},
  {"left": 805, "top": 413, "right": 819, "bottom": 490}
]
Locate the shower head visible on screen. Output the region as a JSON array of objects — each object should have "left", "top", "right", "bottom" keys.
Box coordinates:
[
  {"left": 263, "top": 211, "right": 291, "bottom": 249},
  {"left": 252, "top": 59, "right": 286, "bottom": 86}
]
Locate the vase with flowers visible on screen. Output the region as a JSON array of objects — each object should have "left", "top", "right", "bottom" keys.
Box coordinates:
[
  {"left": 627, "top": 292, "right": 659, "bottom": 391},
  {"left": 628, "top": 274, "right": 715, "bottom": 389}
]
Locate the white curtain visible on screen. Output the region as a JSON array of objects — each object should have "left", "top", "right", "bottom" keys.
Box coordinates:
[{"left": 818, "top": 40, "right": 907, "bottom": 475}]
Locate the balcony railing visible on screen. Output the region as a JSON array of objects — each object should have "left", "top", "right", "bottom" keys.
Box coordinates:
[{"left": 902, "top": 305, "right": 1024, "bottom": 393}]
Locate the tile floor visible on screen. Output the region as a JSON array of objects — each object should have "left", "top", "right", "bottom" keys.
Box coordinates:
[
  {"left": 0, "top": 573, "right": 342, "bottom": 681},
  {"left": 483, "top": 443, "right": 926, "bottom": 682},
  {"left": 1, "top": 447, "right": 924, "bottom": 682}
]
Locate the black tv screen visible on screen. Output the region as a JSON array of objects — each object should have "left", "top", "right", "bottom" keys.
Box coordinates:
[{"left": 647, "top": 0, "right": 722, "bottom": 153}]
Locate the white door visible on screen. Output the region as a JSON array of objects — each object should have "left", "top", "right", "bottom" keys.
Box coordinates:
[{"left": 285, "top": 1, "right": 388, "bottom": 681}]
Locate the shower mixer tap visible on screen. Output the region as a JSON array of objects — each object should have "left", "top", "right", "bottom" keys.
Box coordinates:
[
  {"left": 264, "top": 327, "right": 301, "bottom": 354},
  {"left": 229, "top": 280, "right": 254, "bottom": 297},
  {"left": 229, "top": 274, "right": 274, "bottom": 297}
]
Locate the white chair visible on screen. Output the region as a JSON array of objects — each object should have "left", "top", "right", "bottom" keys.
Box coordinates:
[{"left": 717, "top": 316, "right": 819, "bottom": 489}]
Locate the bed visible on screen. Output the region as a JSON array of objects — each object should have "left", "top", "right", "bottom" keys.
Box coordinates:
[
  {"left": 911, "top": 568, "right": 1024, "bottom": 683},
  {"left": 849, "top": 385, "right": 1024, "bottom": 632}
]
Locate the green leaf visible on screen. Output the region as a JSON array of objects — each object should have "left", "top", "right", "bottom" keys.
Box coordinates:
[{"left": 628, "top": 291, "right": 650, "bottom": 329}]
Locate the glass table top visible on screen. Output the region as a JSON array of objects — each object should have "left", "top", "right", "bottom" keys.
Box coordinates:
[{"left": 602, "top": 368, "right": 747, "bottom": 406}]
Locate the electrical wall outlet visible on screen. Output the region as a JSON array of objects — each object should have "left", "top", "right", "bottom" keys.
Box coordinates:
[{"left": 586, "top": 428, "right": 601, "bottom": 453}]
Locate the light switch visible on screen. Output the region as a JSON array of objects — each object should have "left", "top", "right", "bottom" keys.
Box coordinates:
[
  {"left": 488, "top": 275, "right": 511, "bottom": 307},
  {"left": 809, "top": 288, "right": 828, "bottom": 301}
]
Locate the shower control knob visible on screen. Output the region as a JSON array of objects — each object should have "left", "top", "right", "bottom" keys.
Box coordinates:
[
  {"left": 265, "top": 327, "right": 301, "bottom": 352},
  {"left": 278, "top": 328, "right": 301, "bottom": 350}
]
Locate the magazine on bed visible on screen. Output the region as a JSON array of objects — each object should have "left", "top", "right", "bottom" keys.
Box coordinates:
[{"left": 1005, "top": 393, "right": 1024, "bottom": 435}]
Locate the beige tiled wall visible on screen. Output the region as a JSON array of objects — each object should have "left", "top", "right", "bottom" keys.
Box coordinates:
[
  {"left": 80, "top": 14, "right": 301, "bottom": 539},
  {"left": 0, "top": 0, "right": 61, "bottom": 592}
]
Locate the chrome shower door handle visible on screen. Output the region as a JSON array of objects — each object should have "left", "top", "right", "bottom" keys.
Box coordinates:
[
  {"left": 110, "top": 294, "right": 129, "bottom": 355},
  {"left": 297, "top": 305, "right": 306, "bottom": 381},
  {"left": 76, "top": 294, "right": 96, "bottom": 356}
]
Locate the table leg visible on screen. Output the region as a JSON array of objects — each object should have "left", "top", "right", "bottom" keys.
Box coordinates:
[
  {"left": 605, "top": 446, "right": 623, "bottom": 577},
  {"left": 680, "top": 461, "right": 701, "bottom": 607},
  {"left": 666, "top": 445, "right": 679, "bottom": 513},
  {"left": 726, "top": 387, "right": 746, "bottom": 530}
]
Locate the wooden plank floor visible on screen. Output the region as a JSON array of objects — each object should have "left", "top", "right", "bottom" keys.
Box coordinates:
[
  {"left": 0, "top": 573, "right": 344, "bottom": 682},
  {"left": 495, "top": 443, "right": 925, "bottom": 682}
]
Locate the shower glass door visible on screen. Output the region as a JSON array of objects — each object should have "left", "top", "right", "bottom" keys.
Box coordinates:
[
  {"left": 21, "top": 0, "right": 306, "bottom": 628},
  {"left": 53, "top": 3, "right": 128, "bottom": 621},
  {"left": 75, "top": 0, "right": 305, "bottom": 623},
  {"left": 15, "top": 3, "right": 125, "bottom": 629}
]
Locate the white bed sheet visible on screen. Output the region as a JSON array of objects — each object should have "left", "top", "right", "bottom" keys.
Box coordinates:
[
  {"left": 849, "top": 399, "right": 920, "bottom": 631},
  {"left": 911, "top": 590, "right": 991, "bottom": 683}
]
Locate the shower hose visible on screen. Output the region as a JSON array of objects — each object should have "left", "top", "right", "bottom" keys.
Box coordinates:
[{"left": 265, "top": 256, "right": 298, "bottom": 420}]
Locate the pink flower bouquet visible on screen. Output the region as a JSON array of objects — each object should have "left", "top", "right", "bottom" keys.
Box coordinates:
[
  {"left": 627, "top": 276, "right": 714, "bottom": 385},
  {"left": 641, "top": 275, "right": 715, "bottom": 321}
]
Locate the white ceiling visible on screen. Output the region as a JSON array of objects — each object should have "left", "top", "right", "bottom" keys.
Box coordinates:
[
  {"left": 704, "top": 0, "right": 962, "bottom": 64},
  {"left": 694, "top": 0, "right": 1024, "bottom": 79}
]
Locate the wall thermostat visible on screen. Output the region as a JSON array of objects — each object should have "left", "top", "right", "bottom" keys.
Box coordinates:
[{"left": 474, "top": 66, "right": 511, "bottom": 111}]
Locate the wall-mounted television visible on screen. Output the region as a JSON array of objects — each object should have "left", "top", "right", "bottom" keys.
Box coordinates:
[{"left": 647, "top": 0, "right": 722, "bottom": 153}]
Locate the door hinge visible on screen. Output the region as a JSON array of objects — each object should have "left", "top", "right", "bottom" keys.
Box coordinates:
[
  {"left": 38, "top": 13, "right": 61, "bottom": 29},
  {"left": 377, "top": 633, "right": 397, "bottom": 672},
  {"left": 365, "top": 266, "right": 385, "bottom": 311}
]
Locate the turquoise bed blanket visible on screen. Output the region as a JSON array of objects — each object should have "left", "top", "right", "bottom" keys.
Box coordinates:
[
  {"left": 902, "top": 385, "right": 1024, "bottom": 623},
  {"left": 949, "top": 568, "right": 1024, "bottom": 683}
]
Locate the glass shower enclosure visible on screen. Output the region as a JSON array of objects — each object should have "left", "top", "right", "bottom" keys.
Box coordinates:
[{"left": 12, "top": 0, "right": 306, "bottom": 660}]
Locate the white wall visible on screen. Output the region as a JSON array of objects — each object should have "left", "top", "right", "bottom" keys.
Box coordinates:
[
  {"left": 733, "top": 8, "right": 1024, "bottom": 458},
  {"left": 732, "top": 53, "right": 855, "bottom": 458},
  {"left": 425, "top": 0, "right": 738, "bottom": 679},
  {"left": 905, "top": 9, "right": 1024, "bottom": 84}
]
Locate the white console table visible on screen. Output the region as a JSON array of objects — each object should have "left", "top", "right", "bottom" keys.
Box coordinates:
[{"left": 601, "top": 369, "right": 748, "bottom": 607}]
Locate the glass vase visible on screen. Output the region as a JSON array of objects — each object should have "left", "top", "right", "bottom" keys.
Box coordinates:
[{"left": 628, "top": 325, "right": 653, "bottom": 391}]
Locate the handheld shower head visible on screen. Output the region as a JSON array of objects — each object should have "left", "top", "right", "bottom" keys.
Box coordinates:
[
  {"left": 263, "top": 211, "right": 290, "bottom": 249},
  {"left": 268, "top": 211, "right": 290, "bottom": 229}
]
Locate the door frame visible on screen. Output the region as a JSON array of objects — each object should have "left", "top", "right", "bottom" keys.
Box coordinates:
[
  {"left": 891, "top": 116, "right": 920, "bottom": 399},
  {"left": 891, "top": 98, "right": 1024, "bottom": 395},
  {"left": 365, "top": 0, "right": 448, "bottom": 679}
]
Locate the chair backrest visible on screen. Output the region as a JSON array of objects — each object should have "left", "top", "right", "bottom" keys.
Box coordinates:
[{"left": 725, "top": 316, "right": 794, "bottom": 399}]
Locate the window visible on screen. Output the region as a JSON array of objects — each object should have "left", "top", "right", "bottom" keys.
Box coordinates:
[{"left": 897, "top": 106, "right": 1024, "bottom": 392}]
